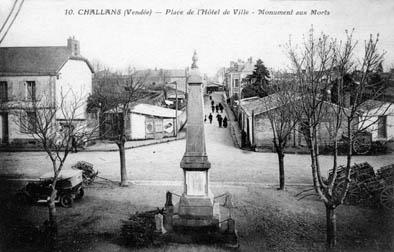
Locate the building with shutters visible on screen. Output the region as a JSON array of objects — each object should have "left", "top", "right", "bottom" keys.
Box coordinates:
[{"left": 0, "top": 37, "right": 94, "bottom": 146}]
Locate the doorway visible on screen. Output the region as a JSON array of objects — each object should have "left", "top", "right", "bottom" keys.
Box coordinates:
[{"left": 0, "top": 113, "right": 9, "bottom": 144}]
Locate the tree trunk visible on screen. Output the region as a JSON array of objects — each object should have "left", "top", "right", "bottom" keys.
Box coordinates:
[
  {"left": 326, "top": 206, "right": 337, "bottom": 250},
  {"left": 46, "top": 189, "right": 58, "bottom": 250},
  {"left": 118, "top": 141, "right": 128, "bottom": 187},
  {"left": 277, "top": 150, "right": 285, "bottom": 190}
]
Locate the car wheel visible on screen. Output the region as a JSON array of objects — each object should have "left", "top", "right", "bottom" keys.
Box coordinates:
[
  {"left": 60, "top": 194, "right": 73, "bottom": 208},
  {"left": 75, "top": 187, "right": 84, "bottom": 200}
]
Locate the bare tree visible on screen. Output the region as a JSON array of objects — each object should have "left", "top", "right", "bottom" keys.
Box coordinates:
[
  {"left": 287, "top": 27, "right": 390, "bottom": 249},
  {"left": 13, "top": 88, "right": 98, "bottom": 246},
  {"left": 263, "top": 79, "right": 299, "bottom": 190},
  {"left": 88, "top": 71, "right": 162, "bottom": 186}
]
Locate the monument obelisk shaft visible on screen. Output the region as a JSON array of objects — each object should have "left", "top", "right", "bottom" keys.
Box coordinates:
[
  {"left": 180, "top": 51, "right": 210, "bottom": 170},
  {"left": 176, "top": 51, "right": 217, "bottom": 225}
]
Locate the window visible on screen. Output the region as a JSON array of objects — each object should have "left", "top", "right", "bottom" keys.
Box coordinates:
[
  {"left": 377, "top": 115, "right": 387, "bottom": 138},
  {"left": 20, "top": 111, "right": 37, "bottom": 133},
  {"left": 233, "top": 79, "right": 240, "bottom": 88},
  {"left": 26, "top": 81, "right": 36, "bottom": 100},
  {"left": 0, "top": 81, "right": 7, "bottom": 102}
]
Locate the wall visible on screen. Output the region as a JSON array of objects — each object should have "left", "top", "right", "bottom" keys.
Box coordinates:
[
  {"left": 253, "top": 114, "right": 274, "bottom": 148},
  {"left": 0, "top": 75, "right": 55, "bottom": 104},
  {"left": 56, "top": 59, "right": 92, "bottom": 120},
  {"left": 130, "top": 113, "right": 145, "bottom": 139},
  {"left": 0, "top": 75, "right": 55, "bottom": 143},
  {"left": 362, "top": 105, "right": 394, "bottom": 141}
]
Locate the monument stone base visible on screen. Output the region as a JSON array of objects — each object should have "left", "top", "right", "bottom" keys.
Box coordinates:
[{"left": 173, "top": 193, "right": 220, "bottom": 228}]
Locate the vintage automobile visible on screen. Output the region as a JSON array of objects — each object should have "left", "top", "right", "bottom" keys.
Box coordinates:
[{"left": 16, "top": 169, "right": 84, "bottom": 208}]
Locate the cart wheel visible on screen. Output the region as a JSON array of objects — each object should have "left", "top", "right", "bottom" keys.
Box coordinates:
[
  {"left": 380, "top": 186, "right": 394, "bottom": 210},
  {"left": 75, "top": 187, "right": 84, "bottom": 200},
  {"left": 335, "top": 181, "right": 362, "bottom": 205},
  {"left": 60, "top": 194, "right": 73, "bottom": 208}
]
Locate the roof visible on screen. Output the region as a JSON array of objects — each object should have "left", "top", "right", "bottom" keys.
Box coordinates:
[
  {"left": 239, "top": 93, "right": 301, "bottom": 117},
  {"left": 359, "top": 99, "right": 394, "bottom": 116},
  {"left": 0, "top": 46, "right": 94, "bottom": 76},
  {"left": 239, "top": 93, "right": 284, "bottom": 116},
  {"left": 206, "top": 82, "right": 223, "bottom": 87},
  {"left": 130, "top": 103, "right": 182, "bottom": 118}
]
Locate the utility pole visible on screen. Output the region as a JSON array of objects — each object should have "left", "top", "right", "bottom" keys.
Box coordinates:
[{"left": 175, "top": 81, "right": 178, "bottom": 137}]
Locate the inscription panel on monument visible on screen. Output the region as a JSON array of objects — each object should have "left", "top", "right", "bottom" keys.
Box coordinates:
[{"left": 186, "top": 171, "right": 206, "bottom": 196}]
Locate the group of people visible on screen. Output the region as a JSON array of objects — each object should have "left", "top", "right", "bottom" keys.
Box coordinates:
[
  {"left": 211, "top": 100, "right": 224, "bottom": 114},
  {"left": 205, "top": 95, "right": 228, "bottom": 128}
]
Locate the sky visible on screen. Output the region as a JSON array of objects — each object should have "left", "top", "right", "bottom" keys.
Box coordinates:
[{"left": 1, "top": 0, "right": 394, "bottom": 76}]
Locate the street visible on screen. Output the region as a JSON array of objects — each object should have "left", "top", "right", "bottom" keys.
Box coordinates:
[{"left": 1, "top": 92, "right": 393, "bottom": 187}]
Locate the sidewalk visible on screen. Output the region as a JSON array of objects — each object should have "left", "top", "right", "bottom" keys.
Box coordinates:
[
  {"left": 220, "top": 93, "right": 242, "bottom": 148},
  {"left": 84, "top": 128, "right": 186, "bottom": 152}
]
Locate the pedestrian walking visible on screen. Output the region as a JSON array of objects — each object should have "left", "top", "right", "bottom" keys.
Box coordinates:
[
  {"left": 208, "top": 113, "right": 213, "bottom": 124},
  {"left": 215, "top": 105, "right": 219, "bottom": 113},
  {"left": 211, "top": 105, "right": 214, "bottom": 113},
  {"left": 219, "top": 103, "right": 223, "bottom": 113},
  {"left": 223, "top": 116, "right": 228, "bottom": 128},
  {"left": 210, "top": 95, "right": 212, "bottom": 100},
  {"left": 72, "top": 135, "right": 78, "bottom": 153},
  {"left": 218, "top": 115, "right": 223, "bottom": 127},
  {"left": 204, "top": 115, "right": 207, "bottom": 123},
  {"left": 211, "top": 100, "right": 214, "bottom": 106}
]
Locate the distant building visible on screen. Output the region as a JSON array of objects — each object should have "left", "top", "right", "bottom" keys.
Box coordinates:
[
  {"left": 238, "top": 93, "right": 350, "bottom": 150},
  {"left": 131, "top": 68, "right": 189, "bottom": 93},
  {"left": 0, "top": 37, "right": 94, "bottom": 146},
  {"left": 224, "top": 57, "right": 255, "bottom": 101},
  {"left": 205, "top": 81, "right": 223, "bottom": 94}
]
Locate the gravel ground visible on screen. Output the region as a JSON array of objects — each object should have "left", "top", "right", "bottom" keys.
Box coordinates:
[{"left": 1, "top": 179, "right": 393, "bottom": 251}]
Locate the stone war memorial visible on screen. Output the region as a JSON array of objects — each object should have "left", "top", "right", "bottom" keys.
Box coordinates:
[{"left": 160, "top": 51, "right": 238, "bottom": 247}]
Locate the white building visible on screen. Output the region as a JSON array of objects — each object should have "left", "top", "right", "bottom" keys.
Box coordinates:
[
  {"left": 0, "top": 37, "right": 94, "bottom": 146},
  {"left": 360, "top": 100, "right": 394, "bottom": 141}
]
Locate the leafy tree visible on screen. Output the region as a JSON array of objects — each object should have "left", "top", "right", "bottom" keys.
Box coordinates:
[{"left": 242, "top": 59, "right": 271, "bottom": 98}]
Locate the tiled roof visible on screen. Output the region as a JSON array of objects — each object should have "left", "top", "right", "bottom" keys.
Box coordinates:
[
  {"left": 0, "top": 46, "right": 94, "bottom": 76},
  {"left": 239, "top": 93, "right": 298, "bottom": 116}
]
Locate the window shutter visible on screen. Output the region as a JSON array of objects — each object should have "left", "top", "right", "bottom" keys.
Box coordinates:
[
  {"left": 18, "top": 81, "right": 26, "bottom": 100},
  {"left": 7, "top": 81, "right": 12, "bottom": 101}
]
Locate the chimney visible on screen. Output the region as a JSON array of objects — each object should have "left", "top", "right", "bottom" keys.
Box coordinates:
[{"left": 67, "top": 36, "right": 80, "bottom": 56}]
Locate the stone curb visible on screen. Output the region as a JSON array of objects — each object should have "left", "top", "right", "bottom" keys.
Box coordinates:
[
  {"left": 83, "top": 135, "right": 186, "bottom": 152},
  {"left": 0, "top": 135, "right": 186, "bottom": 153},
  {"left": 221, "top": 95, "right": 242, "bottom": 149}
]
